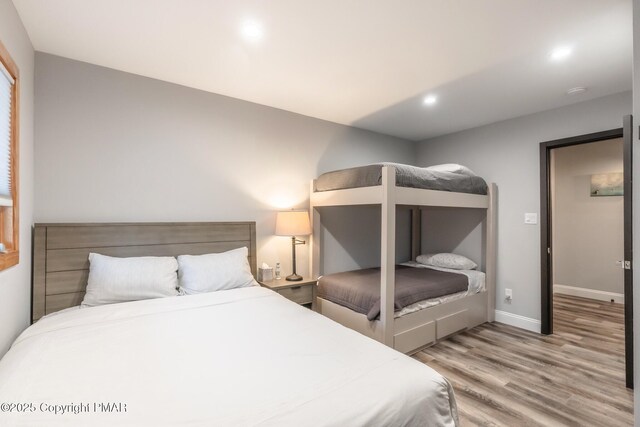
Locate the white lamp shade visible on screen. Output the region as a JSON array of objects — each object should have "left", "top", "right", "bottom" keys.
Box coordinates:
[{"left": 275, "top": 211, "right": 311, "bottom": 236}]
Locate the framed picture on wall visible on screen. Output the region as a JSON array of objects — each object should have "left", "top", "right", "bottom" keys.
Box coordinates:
[{"left": 590, "top": 172, "right": 623, "bottom": 197}]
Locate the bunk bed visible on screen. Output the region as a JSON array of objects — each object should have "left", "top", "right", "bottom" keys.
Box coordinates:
[{"left": 310, "top": 164, "right": 497, "bottom": 354}]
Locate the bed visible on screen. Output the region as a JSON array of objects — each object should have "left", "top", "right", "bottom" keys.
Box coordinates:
[
  {"left": 314, "top": 162, "right": 488, "bottom": 194},
  {"left": 310, "top": 165, "right": 497, "bottom": 354},
  {"left": 0, "top": 222, "right": 459, "bottom": 426}
]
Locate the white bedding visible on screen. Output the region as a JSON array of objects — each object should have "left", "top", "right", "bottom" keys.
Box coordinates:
[
  {"left": 395, "top": 262, "right": 486, "bottom": 318},
  {"left": 0, "top": 286, "right": 458, "bottom": 426}
]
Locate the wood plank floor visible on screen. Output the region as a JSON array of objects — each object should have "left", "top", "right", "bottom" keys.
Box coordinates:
[{"left": 413, "top": 294, "right": 633, "bottom": 426}]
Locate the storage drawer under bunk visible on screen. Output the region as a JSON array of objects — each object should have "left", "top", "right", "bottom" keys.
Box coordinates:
[
  {"left": 436, "top": 309, "right": 468, "bottom": 339},
  {"left": 394, "top": 309, "right": 468, "bottom": 353},
  {"left": 394, "top": 321, "right": 436, "bottom": 354}
]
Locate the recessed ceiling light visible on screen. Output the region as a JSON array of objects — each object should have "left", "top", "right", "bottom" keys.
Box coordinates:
[
  {"left": 241, "top": 20, "right": 264, "bottom": 42},
  {"left": 423, "top": 95, "right": 437, "bottom": 106},
  {"left": 550, "top": 46, "right": 573, "bottom": 61},
  {"left": 566, "top": 86, "right": 587, "bottom": 95}
]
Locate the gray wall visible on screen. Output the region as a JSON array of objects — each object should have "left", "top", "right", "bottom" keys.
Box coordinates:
[
  {"left": 551, "top": 139, "right": 624, "bottom": 295},
  {"left": 417, "top": 91, "right": 631, "bottom": 321},
  {"left": 421, "top": 208, "right": 486, "bottom": 269},
  {"left": 34, "top": 53, "right": 416, "bottom": 278},
  {"left": 0, "top": 0, "right": 34, "bottom": 356}
]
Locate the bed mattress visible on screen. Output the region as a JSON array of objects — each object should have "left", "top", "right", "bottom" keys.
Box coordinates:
[
  {"left": 318, "top": 263, "right": 485, "bottom": 320},
  {"left": 314, "top": 162, "right": 488, "bottom": 195},
  {"left": 317, "top": 265, "right": 470, "bottom": 321},
  {"left": 0, "top": 286, "right": 458, "bottom": 427},
  {"left": 397, "top": 262, "right": 486, "bottom": 317}
]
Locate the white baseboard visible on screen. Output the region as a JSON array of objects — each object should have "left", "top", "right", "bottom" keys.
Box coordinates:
[
  {"left": 553, "top": 284, "right": 624, "bottom": 304},
  {"left": 494, "top": 310, "right": 541, "bottom": 333}
]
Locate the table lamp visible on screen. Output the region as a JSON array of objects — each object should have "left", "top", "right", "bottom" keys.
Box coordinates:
[{"left": 275, "top": 210, "right": 312, "bottom": 281}]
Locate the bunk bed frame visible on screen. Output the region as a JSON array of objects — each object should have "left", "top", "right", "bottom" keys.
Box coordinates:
[{"left": 310, "top": 165, "right": 497, "bottom": 354}]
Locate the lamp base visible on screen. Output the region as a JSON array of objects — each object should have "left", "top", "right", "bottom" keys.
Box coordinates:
[{"left": 286, "top": 273, "right": 303, "bottom": 282}]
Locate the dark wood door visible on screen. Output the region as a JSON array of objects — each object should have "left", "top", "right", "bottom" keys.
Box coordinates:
[
  {"left": 623, "top": 115, "right": 633, "bottom": 389},
  {"left": 540, "top": 124, "right": 632, "bottom": 389}
]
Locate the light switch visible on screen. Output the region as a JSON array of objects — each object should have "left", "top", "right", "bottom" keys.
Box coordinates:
[{"left": 524, "top": 213, "right": 538, "bottom": 225}]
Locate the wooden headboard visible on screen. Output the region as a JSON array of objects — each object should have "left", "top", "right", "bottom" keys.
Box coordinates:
[{"left": 32, "top": 222, "right": 257, "bottom": 323}]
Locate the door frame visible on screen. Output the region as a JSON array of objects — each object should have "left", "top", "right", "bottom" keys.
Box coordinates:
[{"left": 539, "top": 122, "right": 633, "bottom": 388}]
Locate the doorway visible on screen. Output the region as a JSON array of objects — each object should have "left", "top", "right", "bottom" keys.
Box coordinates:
[{"left": 540, "top": 118, "right": 633, "bottom": 389}]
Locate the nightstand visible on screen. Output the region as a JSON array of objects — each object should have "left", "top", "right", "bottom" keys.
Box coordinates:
[{"left": 259, "top": 277, "right": 317, "bottom": 308}]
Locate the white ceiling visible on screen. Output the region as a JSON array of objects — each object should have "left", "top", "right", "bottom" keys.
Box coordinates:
[{"left": 13, "top": 0, "right": 632, "bottom": 141}]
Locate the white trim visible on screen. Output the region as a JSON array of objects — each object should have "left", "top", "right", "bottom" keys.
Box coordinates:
[
  {"left": 553, "top": 284, "right": 624, "bottom": 304},
  {"left": 0, "top": 195, "right": 12, "bottom": 207},
  {"left": 494, "top": 310, "right": 541, "bottom": 333}
]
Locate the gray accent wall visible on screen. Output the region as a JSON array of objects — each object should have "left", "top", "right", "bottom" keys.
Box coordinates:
[
  {"left": 551, "top": 139, "right": 624, "bottom": 295},
  {"left": 0, "top": 0, "right": 34, "bottom": 356},
  {"left": 417, "top": 91, "right": 631, "bottom": 321},
  {"left": 34, "top": 53, "right": 416, "bottom": 278},
  {"left": 420, "top": 208, "right": 486, "bottom": 271}
]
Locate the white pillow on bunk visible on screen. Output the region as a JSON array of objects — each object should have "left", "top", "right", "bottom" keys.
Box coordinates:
[
  {"left": 425, "top": 163, "right": 476, "bottom": 176},
  {"left": 82, "top": 253, "right": 180, "bottom": 307},
  {"left": 178, "top": 247, "right": 256, "bottom": 295},
  {"left": 416, "top": 253, "right": 477, "bottom": 270}
]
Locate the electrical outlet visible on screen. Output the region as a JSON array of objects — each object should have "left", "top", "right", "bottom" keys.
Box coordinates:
[{"left": 505, "top": 288, "right": 513, "bottom": 302}]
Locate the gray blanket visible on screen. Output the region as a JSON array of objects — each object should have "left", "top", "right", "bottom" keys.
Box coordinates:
[
  {"left": 317, "top": 265, "right": 469, "bottom": 320},
  {"left": 315, "top": 162, "right": 488, "bottom": 195}
]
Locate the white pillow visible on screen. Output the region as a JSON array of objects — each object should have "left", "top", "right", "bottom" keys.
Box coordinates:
[
  {"left": 416, "top": 253, "right": 436, "bottom": 265},
  {"left": 416, "top": 253, "right": 477, "bottom": 270},
  {"left": 178, "top": 247, "right": 256, "bottom": 295},
  {"left": 426, "top": 163, "right": 476, "bottom": 176},
  {"left": 82, "top": 253, "right": 179, "bottom": 307}
]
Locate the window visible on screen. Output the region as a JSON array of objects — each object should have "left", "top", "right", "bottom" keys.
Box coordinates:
[{"left": 0, "top": 41, "right": 18, "bottom": 271}]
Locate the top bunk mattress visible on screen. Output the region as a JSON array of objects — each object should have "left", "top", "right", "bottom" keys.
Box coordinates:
[{"left": 315, "top": 162, "right": 488, "bottom": 195}]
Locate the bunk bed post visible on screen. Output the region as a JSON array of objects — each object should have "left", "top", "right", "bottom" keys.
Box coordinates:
[
  {"left": 486, "top": 182, "right": 497, "bottom": 322},
  {"left": 411, "top": 207, "right": 421, "bottom": 261},
  {"left": 380, "top": 166, "right": 396, "bottom": 347},
  {"left": 310, "top": 179, "right": 321, "bottom": 279}
]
